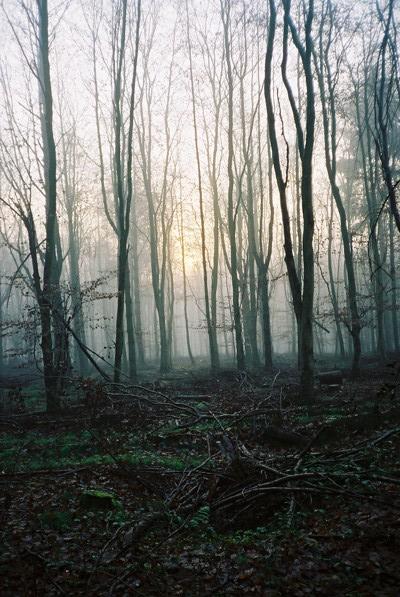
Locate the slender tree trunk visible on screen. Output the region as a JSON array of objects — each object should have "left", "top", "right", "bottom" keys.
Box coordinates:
[
  {"left": 0, "top": 286, "right": 3, "bottom": 372},
  {"left": 389, "top": 214, "right": 399, "bottom": 351},
  {"left": 112, "top": 0, "right": 129, "bottom": 382},
  {"left": 37, "top": 0, "right": 61, "bottom": 412},
  {"left": 179, "top": 201, "right": 195, "bottom": 365},
  {"left": 354, "top": 78, "right": 385, "bottom": 358},
  {"left": 327, "top": 198, "right": 346, "bottom": 359},
  {"left": 59, "top": 121, "right": 88, "bottom": 376},
  {"left": 113, "top": 0, "right": 141, "bottom": 382},
  {"left": 220, "top": 0, "right": 245, "bottom": 370},
  {"left": 67, "top": 212, "right": 87, "bottom": 374},
  {"left": 259, "top": 264, "right": 273, "bottom": 369},
  {"left": 375, "top": 0, "right": 400, "bottom": 232},
  {"left": 125, "top": 262, "right": 137, "bottom": 381},
  {"left": 186, "top": 0, "right": 219, "bottom": 371},
  {"left": 265, "top": 0, "right": 315, "bottom": 404},
  {"left": 131, "top": 196, "right": 145, "bottom": 367},
  {"left": 314, "top": 13, "right": 360, "bottom": 374}
]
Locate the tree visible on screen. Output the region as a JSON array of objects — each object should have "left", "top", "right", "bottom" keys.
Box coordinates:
[
  {"left": 185, "top": 0, "right": 219, "bottom": 371},
  {"left": 59, "top": 116, "right": 88, "bottom": 375},
  {"left": 265, "top": 0, "right": 316, "bottom": 404},
  {"left": 314, "top": 0, "right": 361, "bottom": 376},
  {"left": 220, "top": 0, "right": 245, "bottom": 370},
  {"left": 1, "top": 0, "right": 66, "bottom": 411},
  {"left": 374, "top": 0, "right": 400, "bottom": 232},
  {"left": 112, "top": 0, "right": 141, "bottom": 383},
  {"left": 135, "top": 7, "right": 177, "bottom": 372}
]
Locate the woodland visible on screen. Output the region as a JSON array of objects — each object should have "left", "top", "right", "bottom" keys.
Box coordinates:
[{"left": 0, "top": 0, "right": 400, "bottom": 594}]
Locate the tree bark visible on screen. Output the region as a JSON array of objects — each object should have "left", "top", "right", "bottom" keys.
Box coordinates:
[{"left": 220, "top": 0, "right": 245, "bottom": 370}]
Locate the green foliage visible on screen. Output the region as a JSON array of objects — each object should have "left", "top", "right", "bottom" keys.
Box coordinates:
[
  {"left": 172, "top": 505, "right": 210, "bottom": 530},
  {"left": 19, "top": 384, "right": 46, "bottom": 411},
  {"left": 105, "top": 508, "right": 127, "bottom": 526},
  {"left": 297, "top": 414, "right": 314, "bottom": 424},
  {"left": 0, "top": 430, "right": 207, "bottom": 473},
  {"left": 39, "top": 511, "right": 73, "bottom": 531},
  {"left": 21, "top": 383, "right": 85, "bottom": 412},
  {"left": 195, "top": 402, "right": 209, "bottom": 411},
  {"left": 189, "top": 505, "right": 210, "bottom": 528},
  {"left": 158, "top": 419, "right": 220, "bottom": 435},
  {"left": 223, "top": 526, "right": 269, "bottom": 546},
  {"left": 80, "top": 489, "right": 122, "bottom": 511}
]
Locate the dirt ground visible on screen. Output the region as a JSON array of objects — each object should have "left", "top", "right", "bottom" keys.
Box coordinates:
[{"left": 0, "top": 362, "right": 399, "bottom": 595}]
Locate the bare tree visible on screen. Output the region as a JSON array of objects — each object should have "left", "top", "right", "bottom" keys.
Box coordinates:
[
  {"left": 135, "top": 7, "right": 177, "bottom": 372},
  {"left": 0, "top": 1, "right": 67, "bottom": 411},
  {"left": 374, "top": 0, "right": 400, "bottom": 232},
  {"left": 220, "top": 0, "right": 245, "bottom": 370},
  {"left": 315, "top": 0, "right": 361, "bottom": 376},
  {"left": 185, "top": 0, "right": 219, "bottom": 371},
  {"left": 265, "top": 0, "right": 316, "bottom": 403},
  {"left": 112, "top": 0, "right": 141, "bottom": 382}
]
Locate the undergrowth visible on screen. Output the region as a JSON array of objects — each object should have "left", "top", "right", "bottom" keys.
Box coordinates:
[{"left": 0, "top": 430, "right": 209, "bottom": 473}]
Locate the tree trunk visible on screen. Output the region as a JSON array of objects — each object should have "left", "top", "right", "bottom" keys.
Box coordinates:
[
  {"left": 327, "top": 198, "right": 346, "bottom": 359},
  {"left": 125, "top": 262, "right": 137, "bottom": 381},
  {"left": 220, "top": 0, "right": 245, "bottom": 370},
  {"left": 38, "top": 0, "right": 61, "bottom": 412},
  {"left": 179, "top": 200, "right": 195, "bottom": 366},
  {"left": 186, "top": 0, "right": 219, "bottom": 371},
  {"left": 314, "top": 9, "right": 361, "bottom": 375},
  {"left": 389, "top": 214, "right": 399, "bottom": 351},
  {"left": 259, "top": 264, "right": 273, "bottom": 369}
]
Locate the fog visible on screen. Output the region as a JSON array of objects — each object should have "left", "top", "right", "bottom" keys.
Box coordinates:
[{"left": 0, "top": 0, "right": 399, "bottom": 408}]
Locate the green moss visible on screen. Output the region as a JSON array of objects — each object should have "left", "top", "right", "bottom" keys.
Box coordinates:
[
  {"left": 22, "top": 384, "right": 46, "bottom": 411},
  {"left": 223, "top": 526, "right": 269, "bottom": 546},
  {"left": 158, "top": 420, "right": 220, "bottom": 435},
  {"left": 39, "top": 511, "right": 73, "bottom": 531},
  {"left": 80, "top": 489, "right": 122, "bottom": 511},
  {"left": 0, "top": 430, "right": 208, "bottom": 473}
]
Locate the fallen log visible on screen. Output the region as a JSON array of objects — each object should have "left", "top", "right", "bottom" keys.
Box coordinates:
[{"left": 318, "top": 370, "right": 343, "bottom": 386}]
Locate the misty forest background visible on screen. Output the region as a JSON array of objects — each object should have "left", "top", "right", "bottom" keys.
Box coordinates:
[
  {"left": 2, "top": 1, "right": 400, "bottom": 595},
  {"left": 0, "top": 0, "right": 399, "bottom": 411}
]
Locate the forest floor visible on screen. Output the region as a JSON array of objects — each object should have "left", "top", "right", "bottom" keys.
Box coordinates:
[{"left": 0, "top": 361, "right": 400, "bottom": 595}]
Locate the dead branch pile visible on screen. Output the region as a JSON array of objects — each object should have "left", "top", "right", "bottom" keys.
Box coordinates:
[
  {"left": 207, "top": 427, "right": 400, "bottom": 527},
  {"left": 99, "top": 376, "right": 400, "bottom": 540}
]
